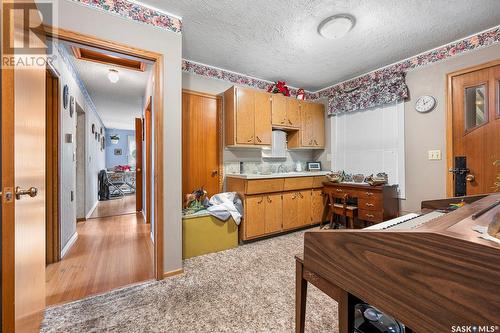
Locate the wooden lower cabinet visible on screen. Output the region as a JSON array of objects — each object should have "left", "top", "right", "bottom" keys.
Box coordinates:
[
  {"left": 282, "top": 191, "right": 311, "bottom": 230},
  {"left": 245, "top": 196, "right": 266, "bottom": 238},
  {"left": 265, "top": 193, "right": 283, "bottom": 233},
  {"left": 311, "top": 189, "right": 325, "bottom": 224}
]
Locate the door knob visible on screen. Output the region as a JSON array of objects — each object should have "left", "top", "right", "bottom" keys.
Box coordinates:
[
  {"left": 136, "top": 168, "right": 141, "bottom": 172},
  {"left": 15, "top": 186, "right": 38, "bottom": 200},
  {"left": 465, "top": 174, "right": 475, "bottom": 182},
  {"left": 211, "top": 170, "right": 218, "bottom": 176}
]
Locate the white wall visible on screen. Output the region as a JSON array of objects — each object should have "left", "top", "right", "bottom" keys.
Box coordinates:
[
  {"left": 49, "top": 0, "right": 183, "bottom": 272},
  {"left": 51, "top": 41, "right": 105, "bottom": 253}
]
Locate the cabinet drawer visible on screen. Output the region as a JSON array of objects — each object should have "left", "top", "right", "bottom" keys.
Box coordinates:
[
  {"left": 326, "top": 187, "right": 358, "bottom": 199},
  {"left": 358, "top": 209, "right": 383, "bottom": 223},
  {"left": 359, "top": 189, "right": 382, "bottom": 199},
  {"left": 358, "top": 197, "right": 383, "bottom": 211},
  {"left": 283, "top": 177, "right": 313, "bottom": 191},
  {"left": 246, "top": 179, "right": 284, "bottom": 194},
  {"left": 312, "top": 176, "right": 327, "bottom": 188}
]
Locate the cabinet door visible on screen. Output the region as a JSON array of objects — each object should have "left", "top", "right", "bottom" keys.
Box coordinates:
[
  {"left": 236, "top": 87, "right": 255, "bottom": 144},
  {"left": 254, "top": 91, "right": 272, "bottom": 145},
  {"left": 300, "top": 103, "right": 315, "bottom": 147},
  {"left": 311, "top": 189, "right": 325, "bottom": 224},
  {"left": 286, "top": 98, "right": 301, "bottom": 128},
  {"left": 311, "top": 103, "right": 325, "bottom": 147},
  {"left": 271, "top": 94, "right": 287, "bottom": 126},
  {"left": 245, "top": 196, "right": 266, "bottom": 238},
  {"left": 265, "top": 194, "right": 282, "bottom": 233},
  {"left": 297, "top": 190, "right": 312, "bottom": 226},
  {"left": 282, "top": 192, "right": 300, "bottom": 230}
]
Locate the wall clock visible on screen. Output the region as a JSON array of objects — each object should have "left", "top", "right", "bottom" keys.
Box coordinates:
[
  {"left": 415, "top": 95, "right": 436, "bottom": 113},
  {"left": 69, "top": 96, "right": 75, "bottom": 118},
  {"left": 91, "top": 124, "right": 95, "bottom": 133},
  {"left": 63, "top": 85, "right": 69, "bottom": 109}
]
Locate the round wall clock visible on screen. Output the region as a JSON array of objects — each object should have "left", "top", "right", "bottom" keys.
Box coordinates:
[
  {"left": 63, "top": 85, "right": 69, "bottom": 109},
  {"left": 415, "top": 95, "right": 436, "bottom": 113}
]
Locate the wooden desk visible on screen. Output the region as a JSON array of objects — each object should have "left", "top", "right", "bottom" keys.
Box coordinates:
[{"left": 322, "top": 182, "right": 399, "bottom": 225}]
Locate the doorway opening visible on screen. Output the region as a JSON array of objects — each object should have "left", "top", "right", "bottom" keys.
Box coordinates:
[{"left": 43, "top": 30, "right": 162, "bottom": 306}]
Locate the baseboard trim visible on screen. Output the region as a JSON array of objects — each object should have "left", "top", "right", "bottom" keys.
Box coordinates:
[
  {"left": 86, "top": 200, "right": 99, "bottom": 219},
  {"left": 61, "top": 232, "right": 78, "bottom": 258},
  {"left": 163, "top": 268, "right": 183, "bottom": 279},
  {"left": 76, "top": 217, "right": 86, "bottom": 222}
]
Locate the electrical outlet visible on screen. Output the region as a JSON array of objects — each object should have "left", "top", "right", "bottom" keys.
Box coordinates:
[{"left": 428, "top": 150, "right": 442, "bottom": 160}]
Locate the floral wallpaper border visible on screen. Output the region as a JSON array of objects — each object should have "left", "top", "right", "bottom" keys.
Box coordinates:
[
  {"left": 70, "top": 0, "right": 182, "bottom": 34},
  {"left": 182, "top": 59, "right": 306, "bottom": 98},
  {"left": 317, "top": 26, "right": 500, "bottom": 114}
]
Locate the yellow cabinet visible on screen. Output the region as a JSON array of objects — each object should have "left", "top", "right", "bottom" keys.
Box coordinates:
[
  {"left": 224, "top": 86, "right": 271, "bottom": 147},
  {"left": 288, "top": 101, "right": 325, "bottom": 149}
]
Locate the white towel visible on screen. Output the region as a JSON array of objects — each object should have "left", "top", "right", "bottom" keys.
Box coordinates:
[{"left": 207, "top": 192, "right": 243, "bottom": 225}]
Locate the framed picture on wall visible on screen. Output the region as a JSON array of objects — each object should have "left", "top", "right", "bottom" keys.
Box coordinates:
[
  {"left": 101, "top": 137, "right": 105, "bottom": 150},
  {"left": 114, "top": 148, "right": 122, "bottom": 156}
]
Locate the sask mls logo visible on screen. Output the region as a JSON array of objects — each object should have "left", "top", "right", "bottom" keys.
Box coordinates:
[
  {"left": 2, "top": 1, "right": 55, "bottom": 67},
  {"left": 451, "top": 325, "right": 499, "bottom": 333}
]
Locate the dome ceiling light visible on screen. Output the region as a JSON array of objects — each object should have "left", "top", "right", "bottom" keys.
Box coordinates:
[
  {"left": 108, "top": 69, "right": 120, "bottom": 83},
  {"left": 318, "top": 14, "right": 355, "bottom": 39}
]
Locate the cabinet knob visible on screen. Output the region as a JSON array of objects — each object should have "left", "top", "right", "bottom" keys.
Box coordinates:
[
  {"left": 366, "top": 214, "right": 375, "bottom": 218},
  {"left": 365, "top": 203, "right": 374, "bottom": 207}
]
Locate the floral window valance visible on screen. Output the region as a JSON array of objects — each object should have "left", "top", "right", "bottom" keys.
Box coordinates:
[{"left": 325, "top": 71, "right": 409, "bottom": 115}]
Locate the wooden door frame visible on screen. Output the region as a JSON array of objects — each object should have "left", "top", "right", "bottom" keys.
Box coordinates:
[
  {"left": 182, "top": 89, "right": 224, "bottom": 194},
  {"left": 42, "top": 27, "right": 165, "bottom": 281},
  {"left": 445, "top": 59, "right": 500, "bottom": 197},
  {"left": 135, "top": 117, "right": 143, "bottom": 212},
  {"left": 145, "top": 97, "right": 152, "bottom": 223},
  {"left": 45, "top": 68, "right": 61, "bottom": 265}
]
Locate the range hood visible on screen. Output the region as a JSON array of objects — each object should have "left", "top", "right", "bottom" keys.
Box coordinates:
[{"left": 261, "top": 130, "right": 287, "bottom": 159}]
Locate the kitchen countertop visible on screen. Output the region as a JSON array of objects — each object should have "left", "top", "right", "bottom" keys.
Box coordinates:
[{"left": 225, "top": 171, "right": 329, "bottom": 179}]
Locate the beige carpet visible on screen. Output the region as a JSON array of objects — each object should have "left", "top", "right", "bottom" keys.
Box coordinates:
[{"left": 41, "top": 228, "right": 338, "bottom": 332}]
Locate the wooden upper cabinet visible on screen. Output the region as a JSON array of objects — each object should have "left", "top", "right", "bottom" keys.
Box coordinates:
[
  {"left": 288, "top": 101, "right": 325, "bottom": 149},
  {"left": 271, "top": 94, "right": 287, "bottom": 126},
  {"left": 286, "top": 98, "right": 301, "bottom": 128},
  {"left": 254, "top": 91, "right": 272, "bottom": 145},
  {"left": 225, "top": 86, "right": 271, "bottom": 147},
  {"left": 235, "top": 87, "right": 255, "bottom": 145}
]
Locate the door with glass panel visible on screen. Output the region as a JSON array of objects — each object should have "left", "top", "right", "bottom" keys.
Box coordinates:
[{"left": 449, "top": 62, "right": 500, "bottom": 196}]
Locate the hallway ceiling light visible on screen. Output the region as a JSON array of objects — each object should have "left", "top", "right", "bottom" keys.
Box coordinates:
[
  {"left": 318, "top": 14, "right": 355, "bottom": 39},
  {"left": 108, "top": 69, "right": 120, "bottom": 83}
]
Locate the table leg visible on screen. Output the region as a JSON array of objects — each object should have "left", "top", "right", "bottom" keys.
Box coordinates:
[{"left": 296, "top": 259, "right": 308, "bottom": 333}]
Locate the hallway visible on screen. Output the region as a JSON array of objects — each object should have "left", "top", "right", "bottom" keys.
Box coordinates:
[
  {"left": 89, "top": 195, "right": 137, "bottom": 219},
  {"left": 46, "top": 211, "right": 154, "bottom": 306}
]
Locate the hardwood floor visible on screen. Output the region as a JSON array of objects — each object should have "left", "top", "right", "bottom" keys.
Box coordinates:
[
  {"left": 89, "top": 195, "right": 137, "bottom": 219},
  {"left": 46, "top": 211, "right": 154, "bottom": 306}
]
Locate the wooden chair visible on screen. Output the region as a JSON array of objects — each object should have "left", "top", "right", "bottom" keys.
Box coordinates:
[{"left": 326, "top": 193, "right": 357, "bottom": 229}]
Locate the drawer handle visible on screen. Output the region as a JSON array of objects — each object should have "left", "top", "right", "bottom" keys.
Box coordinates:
[
  {"left": 256, "top": 136, "right": 262, "bottom": 143},
  {"left": 258, "top": 197, "right": 263, "bottom": 204},
  {"left": 266, "top": 196, "right": 272, "bottom": 203},
  {"left": 366, "top": 214, "right": 375, "bottom": 218},
  {"left": 336, "top": 189, "right": 343, "bottom": 192},
  {"left": 288, "top": 119, "right": 293, "bottom": 125},
  {"left": 365, "top": 192, "right": 373, "bottom": 196},
  {"left": 365, "top": 203, "right": 374, "bottom": 207}
]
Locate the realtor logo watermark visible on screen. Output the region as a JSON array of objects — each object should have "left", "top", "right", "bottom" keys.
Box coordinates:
[
  {"left": 451, "top": 325, "right": 499, "bottom": 333},
  {"left": 1, "top": 1, "right": 56, "bottom": 68}
]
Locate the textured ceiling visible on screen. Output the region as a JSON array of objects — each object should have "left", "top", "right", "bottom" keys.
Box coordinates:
[
  {"left": 64, "top": 44, "right": 151, "bottom": 130},
  {"left": 141, "top": 0, "right": 500, "bottom": 91}
]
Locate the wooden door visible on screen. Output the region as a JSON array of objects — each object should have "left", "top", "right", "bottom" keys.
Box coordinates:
[
  {"left": 301, "top": 103, "right": 315, "bottom": 147},
  {"left": 182, "top": 91, "right": 222, "bottom": 198},
  {"left": 311, "top": 103, "right": 325, "bottom": 147},
  {"left": 271, "top": 94, "right": 287, "bottom": 126},
  {"left": 254, "top": 91, "right": 272, "bottom": 145},
  {"left": 311, "top": 189, "right": 325, "bottom": 224},
  {"left": 450, "top": 63, "right": 500, "bottom": 195},
  {"left": 245, "top": 196, "right": 266, "bottom": 238},
  {"left": 236, "top": 87, "right": 255, "bottom": 144},
  {"left": 282, "top": 192, "right": 300, "bottom": 230},
  {"left": 2, "top": 5, "right": 46, "bottom": 331},
  {"left": 264, "top": 193, "right": 282, "bottom": 233},
  {"left": 135, "top": 118, "right": 143, "bottom": 211},
  {"left": 297, "top": 190, "right": 312, "bottom": 226},
  {"left": 286, "top": 98, "right": 301, "bottom": 128}
]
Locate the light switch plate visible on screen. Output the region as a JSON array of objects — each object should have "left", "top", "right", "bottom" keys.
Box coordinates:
[{"left": 428, "top": 150, "right": 442, "bottom": 160}]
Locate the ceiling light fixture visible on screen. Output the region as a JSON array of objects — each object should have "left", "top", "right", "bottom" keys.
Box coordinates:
[
  {"left": 318, "top": 14, "right": 355, "bottom": 39},
  {"left": 108, "top": 69, "right": 119, "bottom": 83}
]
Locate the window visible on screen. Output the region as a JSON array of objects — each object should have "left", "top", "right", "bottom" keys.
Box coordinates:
[
  {"left": 464, "top": 84, "right": 487, "bottom": 130},
  {"left": 332, "top": 102, "right": 406, "bottom": 198}
]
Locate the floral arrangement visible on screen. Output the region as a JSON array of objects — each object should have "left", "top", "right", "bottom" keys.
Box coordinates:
[{"left": 267, "top": 81, "right": 290, "bottom": 97}]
